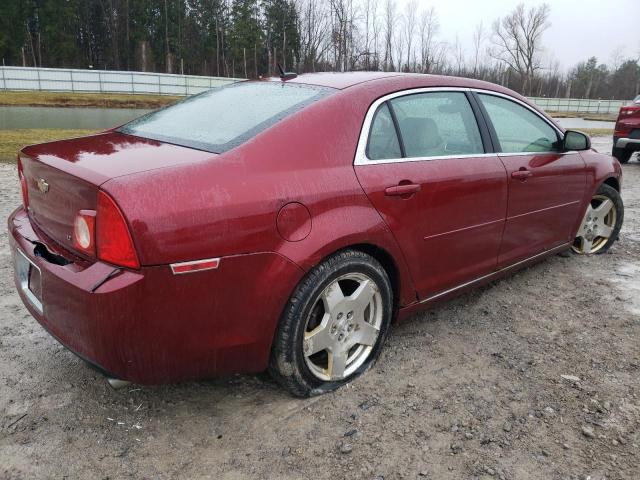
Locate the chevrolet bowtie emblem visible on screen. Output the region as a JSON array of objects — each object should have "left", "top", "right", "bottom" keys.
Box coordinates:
[{"left": 37, "top": 178, "right": 49, "bottom": 193}]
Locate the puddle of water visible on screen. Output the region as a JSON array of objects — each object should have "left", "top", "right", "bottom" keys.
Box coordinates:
[{"left": 0, "top": 106, "right": 151, "bottom": 130}]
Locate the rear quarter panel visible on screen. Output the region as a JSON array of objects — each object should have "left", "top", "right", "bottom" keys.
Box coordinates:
[{"left": 103, "top": 87, "right": 418, "bottom": 307}]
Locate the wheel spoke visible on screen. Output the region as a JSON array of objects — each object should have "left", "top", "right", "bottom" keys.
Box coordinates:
[
  {"left": 349, "top": 279, "right": 375, "bottom": 312},
  {"left": 304, "top": 314, "right": 333, "bottom": 356},
  {"left": 353, "top": 320, "right": 380, "bottom": 347},
  {"left": 598, "top": 224, "right": 613, "bottom": 239},
  {"left": 577, "top": 205, "right": 593, "bottom": 236},
  {"left": 593, "top": 199, "right": 613, "bottom": 217},
  {"left": 328, "top": 349, "right": 348, "bottom": 380},
  {"left": 581, "top": 236, "right": 594, "bottom": 253},
  {"left": 321, "top": 282, "right": 345, "bottom": 313}
]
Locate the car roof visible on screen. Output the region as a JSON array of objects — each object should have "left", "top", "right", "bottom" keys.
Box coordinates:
[
  {"left": 266, "top": 71, "right": 524, "bottom": 95},
  {"left": 266, "top": 71, "right": 409, "bottom": 89},
  {"left": 263, "top": 71, "right": 562, "bottom": 132}
]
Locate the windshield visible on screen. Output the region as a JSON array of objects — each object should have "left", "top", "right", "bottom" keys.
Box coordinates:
[{"left": 119, "top": 81, "right": 334, "bottom": 153}]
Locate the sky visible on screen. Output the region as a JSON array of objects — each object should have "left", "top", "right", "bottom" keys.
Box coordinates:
[{"left": 396, "top": 0, "right": 640, "bottom": 70}]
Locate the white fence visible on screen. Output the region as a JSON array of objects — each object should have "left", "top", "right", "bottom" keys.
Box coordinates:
[
  {"left": 530, "top": 97, "right": 624, "bottom": 115},
  {"left": 0, "top": 66, "right": 241, "bottom": 95},
  {"left": 0, "top": 67, "right": 629, "bottom": 114}
]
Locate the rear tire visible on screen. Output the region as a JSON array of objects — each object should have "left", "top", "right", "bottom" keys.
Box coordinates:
[
  {"left": 612, "top": 147, "right": 632, "bottom": 164},
  {"left": 269, "top": 250, "right": 393, "bottom": 397}
]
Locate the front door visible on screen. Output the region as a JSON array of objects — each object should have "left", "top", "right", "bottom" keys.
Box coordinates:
[
  {"left": 354, "top": 90, "right": 508, "bottom": 299},
  {"left": 476, "top": 93, "right": 587, "bottom": 267}
]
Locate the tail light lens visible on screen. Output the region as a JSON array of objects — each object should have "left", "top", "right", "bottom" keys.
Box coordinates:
[
  {"left": 17, "top": 155, "right": 29, "bottom": 209},
  {"left": 96, "top": 191, "right": 140, "bottom": 269},
  {"left": 620, "top": 106, "right": 640, "bottom": 117},
  {"left": 73, "top": 210, "right": 96, "bottom": 254}
]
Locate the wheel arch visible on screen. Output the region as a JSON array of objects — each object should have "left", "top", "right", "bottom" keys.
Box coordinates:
[
  {"left": 338, "top": 242, "right": 403, "bottom": 318},
  {"left": 602, "top": 176, "right": 620, "bottom": 192}
]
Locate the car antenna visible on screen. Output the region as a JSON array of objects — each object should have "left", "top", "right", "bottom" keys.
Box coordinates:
[{"left": 277, "top": 63, "right": 297, "bottom": 81}]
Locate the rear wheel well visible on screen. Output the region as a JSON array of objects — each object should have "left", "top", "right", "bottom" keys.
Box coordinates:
[
  {"left": 345, "top": 243, "right": 401, "bottom": 316},
  {"left": 603, "top": 177, "right": 620, "bottom": 192}
]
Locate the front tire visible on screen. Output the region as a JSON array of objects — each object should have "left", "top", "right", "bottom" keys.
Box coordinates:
[
  {"left": 612, "top": 147, "right": 632, "bottom": 164},
  {"left": 269, "top": 250, "right": 393, "bottom": 397},
  {"left": 572, "top": 184, "right": 624, "bottom": 254}
]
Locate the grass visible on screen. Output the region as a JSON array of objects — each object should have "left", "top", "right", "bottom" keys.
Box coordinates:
[
  {"left": 0, "top": 91, "right": 182, "bottom": 109},
  {"left": 0, "top": 129, "right": 99, "bottom": 162},
  {"left": 548, "top": 111, "right": 617, "bottom": 122},
  {"left": 580, "top": 128, "right": 613, "bottom": 136}
]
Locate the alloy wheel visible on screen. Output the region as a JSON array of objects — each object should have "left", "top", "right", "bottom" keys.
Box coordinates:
[
  {"left": 302, "top": 273, "right": 383, "bottom": 381},
  {"left": 572, "top": 194, "right": 617, "bottom": 254}
]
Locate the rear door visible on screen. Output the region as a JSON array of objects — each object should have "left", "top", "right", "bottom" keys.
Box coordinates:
[
  {"left": 354, "top": 89, "right": 508, "bottom": 300},
  {"left": 475, "top": 93, "right": 587, "bottom": 267}
]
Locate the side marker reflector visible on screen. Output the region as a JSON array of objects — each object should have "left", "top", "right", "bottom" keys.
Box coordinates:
[{"left": 170, "top": 258, "right": 220, "bottom": 275}]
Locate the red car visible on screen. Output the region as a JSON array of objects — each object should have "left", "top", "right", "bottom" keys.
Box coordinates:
[
  {"left": 9, "top": 72, "right": 624, "bottom": 396},
  {"left": 612, "top": 94, "right": 640, "bottom": 163}
]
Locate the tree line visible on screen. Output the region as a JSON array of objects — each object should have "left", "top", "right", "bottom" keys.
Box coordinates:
[{"left": 1, "top": 0, "right": 638, "bottom": 99}]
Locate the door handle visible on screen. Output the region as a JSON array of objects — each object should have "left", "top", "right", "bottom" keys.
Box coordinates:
[
  {"left": 384, "top": 184, "right": 421, "bottom": 196},
  {"left": 511, "top": 169, "right": 533, "bottom": 180}
]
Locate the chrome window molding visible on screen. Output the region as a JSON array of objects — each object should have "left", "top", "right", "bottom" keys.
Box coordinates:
[{"left": 354, "top": 86, "right": 566, "bottom": 166}]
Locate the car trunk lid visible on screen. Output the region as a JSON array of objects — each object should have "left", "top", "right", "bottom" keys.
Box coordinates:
[{"left": 20, "top": 131, "right": 214, "bottom": 254}]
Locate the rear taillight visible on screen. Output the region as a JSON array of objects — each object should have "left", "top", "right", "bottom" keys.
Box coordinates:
[
  {"left": 73, "top": 210, "right": 96, "bottom": 255},
  {"left": 72, "top": 191, "right": 139, "bottom": 269},
  {"left": 17, "top": 155, "right": 29, "bottom": 209},
  {"left": 96, "top": 191, "right": 140, "bottom": 269},
  {"left": 620, "top": 106, "right": 640, "bottom": 116}
]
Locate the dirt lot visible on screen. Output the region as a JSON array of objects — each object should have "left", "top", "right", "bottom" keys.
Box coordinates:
[{"left": 1, "top": 138, "right": 639, "bottom": 480}]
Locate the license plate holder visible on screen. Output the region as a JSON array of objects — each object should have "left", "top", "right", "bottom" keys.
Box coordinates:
[{"left": 15, "top": 248, "right": 43, "bottom": 314}]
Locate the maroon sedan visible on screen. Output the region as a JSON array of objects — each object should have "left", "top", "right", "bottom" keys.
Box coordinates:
[{"left": 9, "top": 72, "right": 624, "bottom": 396}]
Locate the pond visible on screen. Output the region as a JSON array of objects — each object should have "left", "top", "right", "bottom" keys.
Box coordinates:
[{"left": 0, "top": 106, "right": 151, "bottom": 130}]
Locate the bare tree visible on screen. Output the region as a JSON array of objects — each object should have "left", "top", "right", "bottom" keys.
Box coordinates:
[
  {"left": 297, "top": 0, "right": 331, "bottom": 71},
  {"left": 163, "top": 0, "right": 172, "bottom": 73},
  {"left": 402, "top": 0, "right": 418, "bottom": 71},
  {"left": 394, "top": 27, "right": 404, "bottom": 72},
  {"left": 453, "top": 34, "right": 465, "bottom": 75},
  {"left": 418, "top": 6, "right": 438, "bottom": 73},
  {"left": 382, "top": 0, "right": 397, "bottom": 71},
  {"left": 472, "top": 21, "right": 485, "bottom": 77},
  {"left": 489, "top": 3, "right": 551, "bottom": 95},
  {"left": 362, "top": 0, "right": 380, "bottom": 69},
  {"left": 329, "top": 0, "right": 359, "bottom": 72}
]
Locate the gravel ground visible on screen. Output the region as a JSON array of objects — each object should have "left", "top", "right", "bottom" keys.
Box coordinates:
[{"left": 1, "top": 138, "right": 639, "bottom": 480}]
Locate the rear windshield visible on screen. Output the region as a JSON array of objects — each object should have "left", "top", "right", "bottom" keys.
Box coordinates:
[{"left": 119, "top": 81, "right": 334, "bottom": 153}]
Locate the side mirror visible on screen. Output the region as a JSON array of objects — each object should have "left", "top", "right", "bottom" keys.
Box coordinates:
[{"left": 562, "top": 130, "right": 591, "bottom": 151}]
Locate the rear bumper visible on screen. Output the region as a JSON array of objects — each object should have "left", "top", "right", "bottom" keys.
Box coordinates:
[
  {"left": 9, "top": 207, "right": 304, "bottom": 384},
  {"left": 615, "top": 137, "right": 640, "bottom": 150}
]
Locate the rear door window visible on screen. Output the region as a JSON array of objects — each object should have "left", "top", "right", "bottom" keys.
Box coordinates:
[
  {"left": 120, "top": 82, "right": 334, "bottom": 153},
  {"left": 389, "top": 91, "right": 484, "bottom": 158},
  {"left": 367, "top": 92, "right": 484, "bottom": 160}
]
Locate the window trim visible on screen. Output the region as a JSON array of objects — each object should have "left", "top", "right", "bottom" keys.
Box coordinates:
[{"left": 354, "top": 87, "right": 565, "bottom": 165}]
